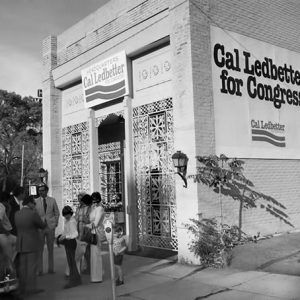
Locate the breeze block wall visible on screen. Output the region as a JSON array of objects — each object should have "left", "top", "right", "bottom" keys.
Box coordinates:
[{"left": 191, "top": 0, "right": 300, "bottom": 235}]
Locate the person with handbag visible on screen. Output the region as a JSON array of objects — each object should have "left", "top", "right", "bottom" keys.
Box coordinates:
[
  {"left": 74, "top": 193, "right": 92, "bottom": 274},
  {"left": 84, "top": 192, "right": 105, "bottom": 283},
  {"left": 57, "top": 206, "right": 81, "bottom": 289}
]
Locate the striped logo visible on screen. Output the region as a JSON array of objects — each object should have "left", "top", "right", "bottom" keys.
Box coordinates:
[
  {"left": 85, "top": 80, "right": 126, "bottom": 103},
  {"left": 251, "top": 129, "right": 286, "bottom": 147}
]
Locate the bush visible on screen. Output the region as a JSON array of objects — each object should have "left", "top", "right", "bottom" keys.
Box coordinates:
[{"left": 185, "top": 216, "right": 250, "bottom": 268}]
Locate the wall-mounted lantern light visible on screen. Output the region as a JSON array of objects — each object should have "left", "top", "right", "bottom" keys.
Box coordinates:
[
  {"left": 38, "top": 168, "right": 48, "bottom": 184},
  {"left": 172, "top": 151, "right": 189, "bottom": 188}
]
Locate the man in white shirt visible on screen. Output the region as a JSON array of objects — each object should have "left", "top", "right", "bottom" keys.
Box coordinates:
[{"left": 58, "top": 206, "right": 81, "bottom": 289}]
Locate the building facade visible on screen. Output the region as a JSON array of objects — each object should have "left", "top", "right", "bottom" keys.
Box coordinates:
[{"left": 42, "top": 0, "right": 300, "bottom": 264}]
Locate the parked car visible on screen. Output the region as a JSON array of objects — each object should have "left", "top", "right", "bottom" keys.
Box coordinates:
[{"left": 0, "top": 248, "right": 18, "bottom": 295}]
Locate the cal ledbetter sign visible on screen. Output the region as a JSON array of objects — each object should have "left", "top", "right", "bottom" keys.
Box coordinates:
[
  {"left": 81, "top": 51, "right": 129, "bottom": 108},
  {"left": 211, "top": 26, "right": 300, "bottom": 159}
]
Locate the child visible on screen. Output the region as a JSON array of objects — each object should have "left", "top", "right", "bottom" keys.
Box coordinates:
[
  {"left": 113, "top": 226, "right": 127, "bottom": 286},
  {"left": 58, "top": 206, "right": 81, "bottom": 289}
]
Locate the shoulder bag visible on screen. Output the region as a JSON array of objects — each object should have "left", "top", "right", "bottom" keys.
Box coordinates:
[{"left": 81, "top": 224, "right": 97, "bottom": 245}]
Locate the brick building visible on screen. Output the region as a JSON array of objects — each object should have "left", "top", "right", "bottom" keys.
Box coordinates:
[{"left": 42, "top": 0, "right": 300, "bottom": 263}]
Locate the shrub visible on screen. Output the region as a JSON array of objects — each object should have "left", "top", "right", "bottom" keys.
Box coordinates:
[{"left": 185, "top": 216, "right": 250, "bottom": 268}]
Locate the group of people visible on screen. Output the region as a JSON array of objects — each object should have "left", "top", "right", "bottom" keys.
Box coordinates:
[{"left": 0, "top": 185, "right": 127, "bottom": 298}]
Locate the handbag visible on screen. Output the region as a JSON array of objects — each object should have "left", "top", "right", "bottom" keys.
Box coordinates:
[{"left": 81, "top": 225, "right": 97, "bottom": 245}]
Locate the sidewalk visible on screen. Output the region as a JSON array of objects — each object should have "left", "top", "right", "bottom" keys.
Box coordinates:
[{"left": 26, "top": 232, "right": 300, "bottom": 300}]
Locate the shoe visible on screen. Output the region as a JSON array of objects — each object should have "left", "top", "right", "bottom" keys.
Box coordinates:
[
  {"left": 116, "top": 279, "right": 124, "bottom": 286},
  {"left": 48, "top": 270, "right": 55, "bottom": 274},
  {"left": 38, "top": 271, "right": 43, "bottom": 276},
  {"left": 63, "top": 281, "right": 81, "bottom": 289},
  {"left": 64, "top": 274, "right": 70, "bottom": 280}
]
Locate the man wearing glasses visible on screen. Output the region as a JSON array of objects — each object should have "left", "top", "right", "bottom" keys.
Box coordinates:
[{"left": 35, "top": 184, "right": 60, "bottom": 275}]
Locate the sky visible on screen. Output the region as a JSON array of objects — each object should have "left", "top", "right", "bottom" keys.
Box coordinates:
[{"left": 0, "top": 0, "right": 109, "bottom": 98}]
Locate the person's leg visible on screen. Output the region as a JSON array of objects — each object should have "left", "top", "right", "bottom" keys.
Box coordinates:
[
  {"left": 114, "top": 255, "right": 124, "bottom": 285},
  {"left": 115, "top": 265, "right": 123, "bottom": 282},
  {"left": 26, "top": 252, "right": 39, "bottom": 292},
  {"left": 0, "top": 234, "right": 14, "bottom": 271},
  {"left": 83, "top": 243, "right": 91, "bottom": 274},
  {"left": 64, "top": 243, "right": 72, "bottom": 286},
  {"left": 45, "top": 228, "right": 55, "bottom": 273},
  {"left": 0, "top": 234, "right": 11, "bottom": 259},
  {"left": 75, "top": 240, "right": 86, "bottom": 275},
  {"left": 90, "top": 242, "right": 103, "bottom": 282},
  {"left": 18, "top": 253, "right": 27, "bottom": 295},
  {"left": 8, "top": 234, "right": 17, "bottom": 262},
  {"left": 38, "top": 230, "right": 46, "bottom": 274},
  {"left": 64, "top": 239, "right": 81, "bottom": 287}
]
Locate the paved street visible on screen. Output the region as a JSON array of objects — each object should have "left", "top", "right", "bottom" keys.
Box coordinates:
[{"left": 23, "top": 238, "right": 300, "bottom": 300}]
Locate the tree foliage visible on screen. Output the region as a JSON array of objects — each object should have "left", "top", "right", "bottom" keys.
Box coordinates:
[
  {"left": 0, "top": 90, "right": 42, "bottom": 192},
  {"left": 189, "top": 154, "right": 294, "bottom": 239}
]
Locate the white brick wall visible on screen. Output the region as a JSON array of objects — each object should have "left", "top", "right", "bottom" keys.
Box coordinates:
[{"left": 191, "top": 0, "right": 300, "bottom": 236}]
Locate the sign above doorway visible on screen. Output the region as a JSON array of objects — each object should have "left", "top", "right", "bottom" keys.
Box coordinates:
[{"left": 81, "top": 51, "right": 129, "bottom": 108}]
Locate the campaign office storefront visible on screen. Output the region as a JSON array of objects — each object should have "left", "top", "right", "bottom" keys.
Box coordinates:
[{"left": 42, "top": 0, "right": 300, "bottom": 264}]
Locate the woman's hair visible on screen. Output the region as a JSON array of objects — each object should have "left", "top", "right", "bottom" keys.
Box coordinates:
[
  {"left": 80, "top": 194, "right": 93, "bottom": 206},
  {"left": 0, "top": 191, "right": 9, "bottom": 203},
  {"left": 91, "top": 192, "right": 102, "bottom": 203},
  {"left": 114, "top": 225, "right": 123, "bottom": 234},
  {"left": 62, "top": 205, "right": 73, "bottom": 216},
  {"left": 38, "top": 184, "right": 49, "bottom": 192},
  {"left": 13, "top": 186, "right": 25, "bottom": 197}
]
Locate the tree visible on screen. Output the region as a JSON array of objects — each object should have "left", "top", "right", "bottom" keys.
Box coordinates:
[
  {"left": 189, "top": 154, "right": 293, "bottom": 239},
  {"left": 0, "top": 90, "right": 42, "bottom": 192}
]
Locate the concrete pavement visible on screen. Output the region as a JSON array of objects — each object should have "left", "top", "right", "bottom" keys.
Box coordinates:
[{"left": 24, "top": 241, "right": 300, "bottom": 300}]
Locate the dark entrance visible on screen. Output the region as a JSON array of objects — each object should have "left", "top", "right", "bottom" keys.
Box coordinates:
[{"left": 98, "top": 114, "right": 125, "bottom": 228}]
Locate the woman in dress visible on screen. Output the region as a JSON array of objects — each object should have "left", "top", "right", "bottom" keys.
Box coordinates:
[
  {"left": 87, "top": 192, "right": 105, "bottom": 282},
  {"left": 74, "top": 193, "right": 93, "bottom": 274}
]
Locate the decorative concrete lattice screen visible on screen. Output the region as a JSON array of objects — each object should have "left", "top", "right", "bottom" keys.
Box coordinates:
[
  {"left": 96, "top": 111, "right": 124, "bottom": 202},
  {"left": 133, "top": 98, "right": 177, "bottom": 251},
  {"left": 98, "top": 142, "right": 122, "bottom": 202},
  {"left": 62, "top": 122, "right": 90, "bottom": 207}
]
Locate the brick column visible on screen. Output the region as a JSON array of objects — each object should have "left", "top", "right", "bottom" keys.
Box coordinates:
[
  {"left": 170, "top": 0, "right": 199, "bottom": 264},
  {"left": 88, "top": 109, "right": 99, "bottom": 193},
  {"left": 123, "top": 96, "right": 137, "bottom": 251},
  {"left": 42, "top": 35, "right": 63, "bottom": 230}
]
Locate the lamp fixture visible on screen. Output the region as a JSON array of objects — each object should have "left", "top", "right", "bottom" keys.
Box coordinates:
[
  {"left": 172, "top": 151, "right": 189, "bottom": 188},
  {"left": 38, "top": 168, "right": 48, "bottom": 184}
]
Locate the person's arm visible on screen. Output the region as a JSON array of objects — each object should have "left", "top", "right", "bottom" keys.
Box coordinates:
[
  {"left": 119, "top": 236, "right": 127, "bottom": 254},
  {"left": 53, "top": 198, "right": 60, "bottom": 226},
  {"left": 93, "top": 205, "right": 104, "bottom": 227},
  {"left": 33, "top": 211, "right": 47, "bottom": 229},
  {"left": 0, "top": 203, "right": 5, "bottom": 221},
  {"left": 65, "top": 218, "right": 78, "bottom": 239},
  {"left": 0, "top": 220, "right": 10, "bottom": 234}
]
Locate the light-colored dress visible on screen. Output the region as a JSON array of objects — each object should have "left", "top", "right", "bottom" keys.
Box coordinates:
[{"left": 89, "top": 204, "right": 105, "bottom": 282}]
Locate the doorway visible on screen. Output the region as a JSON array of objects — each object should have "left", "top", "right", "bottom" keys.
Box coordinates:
[{"left": 98, "top": 114, "right": 125, "bottom": 229}]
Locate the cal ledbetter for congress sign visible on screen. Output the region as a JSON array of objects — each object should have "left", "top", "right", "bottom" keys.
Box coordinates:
[
  {"left": 81, "top": 51, "right": 129, "bottom": 108},
  {"left": 211, "top": 26, "right": 300, "bottom": 159}
]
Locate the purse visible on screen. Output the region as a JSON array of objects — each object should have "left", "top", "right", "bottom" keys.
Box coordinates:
[{"left": 81, "top": 225, "right": 97, "bottom": 245}]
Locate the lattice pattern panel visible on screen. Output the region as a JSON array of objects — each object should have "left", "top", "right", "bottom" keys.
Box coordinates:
[
  {"left": 95, "top": 111, "right": 124, "bottom": 127},
  {"left": 133, "top": 98, "right": 177, "bottom": 250},
  {"left": 62, "top": 122, "right": 90, "bottom": 207},
  {"left": 98, "top": 142, "right": 122, "bottom": 203}
]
